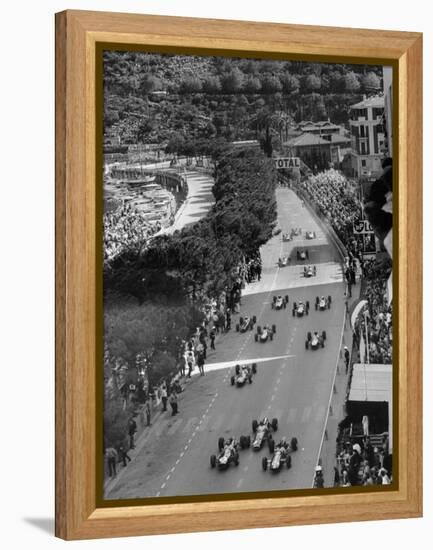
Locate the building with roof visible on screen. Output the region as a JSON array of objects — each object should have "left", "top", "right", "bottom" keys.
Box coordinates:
[
  {"left": 348, "top": 95, "right": 386, "bottom": 179},
  {"left": 283, "top": 125, "right": 351, "bottom": 172}
]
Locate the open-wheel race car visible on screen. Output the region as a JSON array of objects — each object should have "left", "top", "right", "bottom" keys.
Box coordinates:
[
  {"left": 305, "top": 231, "right": 317, "bottom": 240},
  {"left": 210, "top": 435, "right": 251, "bottom": 470},
  {"left": 272, "top": 295, "right": 289, "bottom": 310},
  {"left": 292, "top": 300, "right": 310, "bottom": 317},
  {"left": 282, "top": 233, "right": 292, "bottom": 242},
  {"left": 251, "top": 417, "right": 278, "bottom": 451},
  {"left": 315, "top": 295, "right": 332, "bottom": 311},
  {"left": 254, "top": 324, "right": 276, "bottom": 342},
  {"left": 278, "top": 256, "right": 290, "bottom": 267},
  {"left": 305, "top": 330, "right": 326, "bottom": 350},
  {"left": 303, "top": 265, "right": 317, "bottom": 278},
  {"left": 261, "top": 437, "right": 298, "bottom": 472},
  {"left": 297, "top": 249, "right": 309, "bottom": 261},
  {"left": 230, "top": 363, "right": 257, "bottom": 387},
  {"left": 236, "top": 315, "right": 257, "bottom": 333}
]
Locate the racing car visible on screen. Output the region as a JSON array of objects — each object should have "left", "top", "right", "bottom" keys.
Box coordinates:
[
  {"left": 315, "top": 295, "right": 332, "bottom": 310},
  {"left": 305, "top": 330, "right": 326, "bottom": 350},
  {"left": 272, "top": 295, "right": 289, "bottom": 310},
  {"left": 210, "top": 435, "right": 250, "bottom": 470},
  {"left": 261, "top": 437, "right": 299, "bottom": 472},
  {"left": 305, "top": 231, "right": 316, "bottom": 240},
  {"left": 254, "top": 324, "right": 276, "bottom": 342},
  {"left": 251, "top": 417, "right": 278, "bottom": 451},
  {"left": 296, "top": 249, "right": 309, "bottom": 261},
  {"left": 303, "top": 265, "right": 317, "bottom": 278},
  {"left": 292, "top": 300, "right": 310, "bottom": 317},
  {"left": 236, "top": 315, "right": 257, "bottom": 333},
  {"left": 282, "top": 233, "right": 292, "bottom": 242},
  {"left": 278, "top": 256, "right": 290, "bottom": 267},
  {"left": 230, "top": 363, "right": 257, "bottom": 387}
]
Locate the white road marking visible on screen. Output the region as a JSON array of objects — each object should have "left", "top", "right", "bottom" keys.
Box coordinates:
[
  {"left": 156, "top": 491, "right": 161, "bottom": 497},
  {"left": 161, "top": 482, "right": 166, "bottom": 489},
  {"left": 236, "top": 478, "right": 244, "bottom": 488}
]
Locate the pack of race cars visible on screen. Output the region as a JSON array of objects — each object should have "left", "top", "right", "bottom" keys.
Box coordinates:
[{"left": 210, "top": 417, "right": 299, "bottom": 474}]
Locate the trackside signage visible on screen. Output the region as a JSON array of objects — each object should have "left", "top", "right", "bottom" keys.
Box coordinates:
[
  {"left": 274, "top": 157, "right": 300, "bottom": 169},
  {"left": 353, "top": 220, "right": 374, "bottom": 234}
]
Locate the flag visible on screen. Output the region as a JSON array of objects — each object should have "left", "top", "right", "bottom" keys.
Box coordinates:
[{"left": 349, "top": 298, "right": 369, "bottom": 331}]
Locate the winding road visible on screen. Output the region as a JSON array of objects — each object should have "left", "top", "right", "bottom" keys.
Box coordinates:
[{"left": 105, "top": 187, "right": 345, "bottom": 500}]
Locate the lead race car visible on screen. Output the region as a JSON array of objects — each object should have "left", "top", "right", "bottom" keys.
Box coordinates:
[
  {"left": 278, "top": 256, "right": 290, "bottom": 267},
  {"left": 251, "top": 417, "right": 278, "bottom": 451},
  {"left": 272, "top": 295, "right": 289, "bottom": 310},
  {"left": 303, "top": 265, "right": 317, "bottom": 278},
  {"left": 210, "top": 435, "right": 250, "bottom": 470},
  {"left": 305, "top": 230, "right": 317, "bottom": 240},
  {"left": 230, "top": 363, "right": 257, "bottom": 387},
  {"left": 236, "top": 315, "right": 257, "bottom": 333},
  {"left": 297, "top": 249, "right": 309, "bottom": 261},
  {"left": 315, "top": 295, "right": 332, "bottom": 311},
  {"left": 292, "top": 300, "right": 310, "bottom": 317},
  {"left": 261, "top": 437, "right": 299, "bottom": 472},
  {"left": 305, "top": 330, "right": 326, "bottom": 350},
  {"left": 254, "top": 324, "right": 276, "bottom": 342}
]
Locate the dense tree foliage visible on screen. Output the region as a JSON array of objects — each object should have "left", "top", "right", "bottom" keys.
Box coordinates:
[{"left": 103, "top": 51, "right": 383, "bottom": 145}]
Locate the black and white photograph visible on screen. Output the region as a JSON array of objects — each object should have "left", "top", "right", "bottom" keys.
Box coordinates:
[{"left": 102, "top": 50, "right": 394, "bottom": 500}]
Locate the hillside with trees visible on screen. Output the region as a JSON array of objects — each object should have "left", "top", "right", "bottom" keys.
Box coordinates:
[{"left": 104, "top": 51, "right": 383, "bottom": 148}]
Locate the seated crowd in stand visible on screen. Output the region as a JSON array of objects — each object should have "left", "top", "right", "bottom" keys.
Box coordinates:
[{"left": 103, "top": 203, "right": 161, "bottom": 265}]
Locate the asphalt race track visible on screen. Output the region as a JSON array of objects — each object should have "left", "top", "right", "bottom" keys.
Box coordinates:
[{"left": 106, "top": 187, "right": 346, "bottom": 500}]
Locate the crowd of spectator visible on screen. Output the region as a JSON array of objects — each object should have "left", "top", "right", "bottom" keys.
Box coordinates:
[
  {"left": 335, "top": 434, "right": 392, "bottom": 487},
  {"left": 103, "top": 203, "right": 161, "bottom": 265}
]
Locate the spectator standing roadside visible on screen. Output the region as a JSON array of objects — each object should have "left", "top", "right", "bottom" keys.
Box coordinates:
[
  {"left": 106, "top": 447, "right": 118, "bottom": 477},
  {"left": 169, "top": 392, "right": 178, "bottom": 416},
  {"left": 197, "top": 351, "right": 205, "bottom": 376},
  {"left": 161, "top": 384, "right": 168, "bottom": 411},
  {"left": 118, "top": 445, "right": 131, "bottom": 467},
  {"left": 145, "top": 400, "right": 151, "bottom": 426},
  {"left": 128, "top": 417, "right": 137, "bottom": 449},
  {"left": 210, "top": 328, "right": 216, "bottom": 350},
  {"left": 344, "top": 346, "right": 350, "bottom": 374}
]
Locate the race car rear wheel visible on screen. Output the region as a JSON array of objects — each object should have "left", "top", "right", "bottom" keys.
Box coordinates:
[
  {"left": 252, "top": 363, "right": 257, "bottom": 374},
  {"left": 271, "top": 418, "right": 278, "bottom": 431},
  {"left": 268, "top": 438, "right": 275, "bottom": 454},
  {"left": 272, "top": 324, "right": 276, "bottom": 333},
  {"left": 248, "top": 376, "right": 252, "bottom": 384},
  {"left": 306, "top": 300, "right": 310, "bottom": 309},
  {"left": 322, "top": 330, "right": 327, "bottom": 340},
  {"left": 252, "top": 315, "right": 257, "bottom": 323},
  {"left": 286, "top": 455, "right": 292, "bottom": 469},
  {"left": 235, "top": 364, "right": 240, "bottom": 375},
  {"left": 240, "top": 436, "right": 245, "bottom": 449},
  {"left": 285, "top": 295, "right": 289, "bottom": 303},
  {"left": 307, "top": 331, "right": 312, "bottom": 341},
  {"left": 240, "top": 317, "right": 244, "bottom": 325},
  {"left": 328, "top": 295, "right": 332, "bottom": 304},
  {"left": 262, "top": 457, "right": 268, "bottom": 471},
  {"left": 218, "top": 437, "right": 225, "bottom": 452},
  {"left": 316, "top": 296, "right": 319, "bottom": 305},
  {"left": 230, "top": 376, "right": 235, "bottom": 386},
  {"left": 291, "top": 437, "right": 298, "bottom": 452},
  {"left": 210, "top": 455, "right": 216, "bottom": 468},
  {"left": 252, "top": 419, "right": 258, "bottom": 433}
]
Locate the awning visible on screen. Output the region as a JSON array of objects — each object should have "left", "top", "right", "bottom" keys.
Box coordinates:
[{"left": 349, "top": 363, "right": 392, "bottom": 402}]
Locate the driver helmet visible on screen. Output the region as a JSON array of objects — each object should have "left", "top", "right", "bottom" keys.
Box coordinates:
[
  {"left": 321, "top": 296, "right": 325, "bottom": 300},
  {"left": 315, "top": 465, "right": 322, "bottom": 472},
  {"left": 262, "top": 417, "right": 269, "bottom": 425}
]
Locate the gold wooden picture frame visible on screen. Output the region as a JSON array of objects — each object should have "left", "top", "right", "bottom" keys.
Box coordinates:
[{"left": 55, "top": 10, "right": 422, "bottom": 540}]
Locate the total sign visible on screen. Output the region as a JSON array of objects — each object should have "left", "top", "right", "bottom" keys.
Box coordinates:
[
  {"left": 274, "top": 157, "right": 300, "bottom": 169},
  {"left": 353, "top": 220, "right": 374, "bottom": 235}
]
